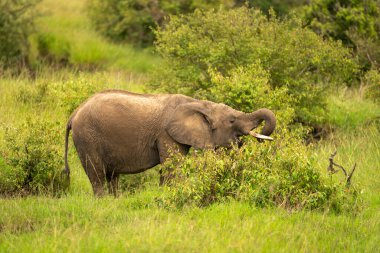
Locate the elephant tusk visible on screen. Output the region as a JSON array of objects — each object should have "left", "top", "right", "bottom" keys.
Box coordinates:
[{"left": 249, "top": 131, "right": 274, "bottom": 141}]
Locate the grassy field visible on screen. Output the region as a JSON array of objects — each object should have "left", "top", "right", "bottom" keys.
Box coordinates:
[{"left": 1, "top": 0, "right": 380, "bottom": 252}]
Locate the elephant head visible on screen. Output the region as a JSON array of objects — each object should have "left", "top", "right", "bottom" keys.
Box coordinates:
[{"left": 166, "top": 101, "right": 276, "bottom": 148}]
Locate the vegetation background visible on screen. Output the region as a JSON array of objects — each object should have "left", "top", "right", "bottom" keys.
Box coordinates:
[{"left": 0, "top": 0, "right": 379, "bottom": 252}]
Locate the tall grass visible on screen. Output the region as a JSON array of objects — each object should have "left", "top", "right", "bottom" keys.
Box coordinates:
[
  {"left": 0, "top": 196, "right": 379, "bottom": 252},
  {"left": 326, "top": 88, "right": 380, "bottom": 130}
]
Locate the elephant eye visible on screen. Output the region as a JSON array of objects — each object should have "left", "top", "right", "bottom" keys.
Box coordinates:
[{"left": 229, "top": 117, "right": 236, "bottom": 124}]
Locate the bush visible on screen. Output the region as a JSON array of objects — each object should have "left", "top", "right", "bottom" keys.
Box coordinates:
[
  {"left": 0, "top": 0, "right": 40, "bottom": 67},
  {"left": 301, "top": 0, "right": 380, "bottom": 70},
  {"left": 87, "top": 0, "right": 312, "bottom": 47},
  {"left": 15, "top": 81, "right": 49, "bottom": 105},
  {"left": 159, "top": 120, "right": 360, "bottom": 212},
  {"left": 0, "top": 118, "right": 67, "bottom": 195},
  {"left": 152, "top": 7, "right": 359, "bottom": 125},
  {"left": 49, "top": 76, "right": 102, "bottom": 116},
  {"left": 87, "top": 0, "right": 237, "bottom": 46},
  {"left": 245, "top": 0, "right": 308, "bottom": 16},
  {"left": 37, "top": 33, "right": 71, "bottom": 66},
  {"left": 0, "top": 155, "right": 25, "bottom": 194},
  {"left": 363, "top": 69, "right": 380, "bottom": 104}
]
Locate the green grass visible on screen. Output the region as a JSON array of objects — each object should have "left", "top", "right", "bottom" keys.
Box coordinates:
[
  {"left": 30, "top": 0, "right": 160, "bottom": 72},
  {"left": 326, "top": 89, "right": 380, "bottom": 129},
  {"left": 0, "top": 195, "right": 379, "bottom": 252}
]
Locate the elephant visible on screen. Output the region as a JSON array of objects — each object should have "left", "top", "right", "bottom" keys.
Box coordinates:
[{"left": 64, "top": 90, "right": 276, "bottom": 196}]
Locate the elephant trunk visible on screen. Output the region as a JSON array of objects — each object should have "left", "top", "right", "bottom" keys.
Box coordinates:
[{"left": 246, "top": 108, "right": 276, "bottom": 136}]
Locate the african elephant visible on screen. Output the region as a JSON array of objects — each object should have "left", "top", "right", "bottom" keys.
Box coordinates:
[{"left": 64, "top": 90, "right": 276, "bottom": 196}]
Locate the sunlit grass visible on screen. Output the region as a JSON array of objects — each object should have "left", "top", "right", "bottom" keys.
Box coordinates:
[
  {"left": 0, "top": 196, "right": 379, "bottom": 252},
  {"left": 326, "top": 88, "right": 379, "bottom": 129}
]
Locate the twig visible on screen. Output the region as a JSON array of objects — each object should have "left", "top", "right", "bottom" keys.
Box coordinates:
[
  {"left": 327, "top": 151, "right": 357, "bottom": 187},
  {"left": 327, "top": 151, "right": 339, "bottom": 174},
  {"left": 346, "top": 163, "right": 356, "bottom": 187}
]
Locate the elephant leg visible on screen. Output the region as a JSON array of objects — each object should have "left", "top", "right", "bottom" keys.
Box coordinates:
[
  {"left": 80, "top": 153, "right": 107, "bottom": 197},
  {"left": 106, "top": 172, "right": 119, "bottom": 197}
]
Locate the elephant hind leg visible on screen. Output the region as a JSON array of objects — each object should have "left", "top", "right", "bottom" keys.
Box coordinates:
[
  {"left": 80, "top": 153, "right": 107, "bottom": 197},
  {"left": 106, "top": 172, "right": 119, "bottom": 197}
]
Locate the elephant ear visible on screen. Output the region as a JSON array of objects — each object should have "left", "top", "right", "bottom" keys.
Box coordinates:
[{"left": 166, "top": 102, "right": 214, "bottom": 149}]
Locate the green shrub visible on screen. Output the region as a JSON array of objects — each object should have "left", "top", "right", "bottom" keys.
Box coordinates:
[
  {"left": 0, "top": 0, "right": 40, "bottom": 67},
  {"left": 0, "top": 118, "right": 67, "bottom": 195},
  {"left": 0, "top": 155, "right": 25, "bottom": 194},
  {"left": 87, "top": 0, "right": 236, "bottom": 46},
  {"left": 87, "top": 0, "right": 311, "bottom": 47},
  {"left": 49, "top": 76, "right": 101, "bottom": 116},
  {"left": 15, "top": 81, "right": 49, "bottom": 105},
  {"left": 159, "top": 120, "right": 360, "bottom": 212},
  {"left": 245, "top": 0, "right": 308, "bottom": 16},
  {"left": 152, "top": 7, "right": 359, "bottom": 125},
  {"left": 363, "top": 69, "right": 380, "bottom": 104},
  {"left": 12, "top": 76, "right": 97, "bottom": 112},
  {"left": 301, "top": 0, "right": 380, "bottom": 70},
  {"left": 37, "top": 33, "right": 71, "bottom": 66}
]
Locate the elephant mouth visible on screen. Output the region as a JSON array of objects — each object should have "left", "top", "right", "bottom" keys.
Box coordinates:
[{"left": 249, "top": 131, "right": 274, "bottom": 141}]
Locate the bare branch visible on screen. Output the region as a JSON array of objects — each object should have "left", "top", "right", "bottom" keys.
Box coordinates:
[
  {"left": 346, "top": 163, "right": 357, "bottom": 187},
  {"left": 332, "top": 161, "right": 347, "bottom": 177},
  {"left": 327, "top": 150, "right": 339, "bottom": 174},
  {"left": 327, "top": 151, "right": 357, "bottom": 187}
]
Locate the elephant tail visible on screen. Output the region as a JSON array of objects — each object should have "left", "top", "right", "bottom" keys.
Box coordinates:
[{"left": 63, "top": 117, "right": 73, "bottom": 180}]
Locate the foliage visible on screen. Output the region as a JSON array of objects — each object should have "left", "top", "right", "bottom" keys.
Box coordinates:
[
  {"left": 11, "top": 75, "right": 100, "bottom": 115},
  {"left": 0, "top": 155, "right": 25, "bottom": 194},
  {"left": 50, "top": 76, "right": 100, "bottom": 116},
  {"left": 87, "top": 0, "right": 237, "bottom": 46},
  {"left": 87, "top": 0, "right": 311, "bottom": 47},
  {"left": 0, "top": 0, "right": 40, "bottom": 67},
  {"left": 301, "top": 0, "right": 380, "bottom": 69},
  {"left": 36, "top": 33, "right": 71, "bottom": 66},
  {"left": 363, "top": 69, "right": 380, "bottom": 104},
  {"left": 160, "top": 115, "right": 360, "bottom": 212},
  {"left": 153, "top": 7, "right": 359, "bottom": 125},
  {"left": 245, "top": 0, "right": 308, "bottom": 16},
  {"left": 0, "top": 118, "right": 67, "bottom": 195},
  {"left": 208, "top": 64, "right": 293, "bottom": 113},
  {"left": 15, "top": 81, "right": 49, "bottom": 105}
]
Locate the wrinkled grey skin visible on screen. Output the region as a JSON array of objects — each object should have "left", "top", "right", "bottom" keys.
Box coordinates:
[{"left": 64, "top": 90, "right": 276, "bottom": 196}]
